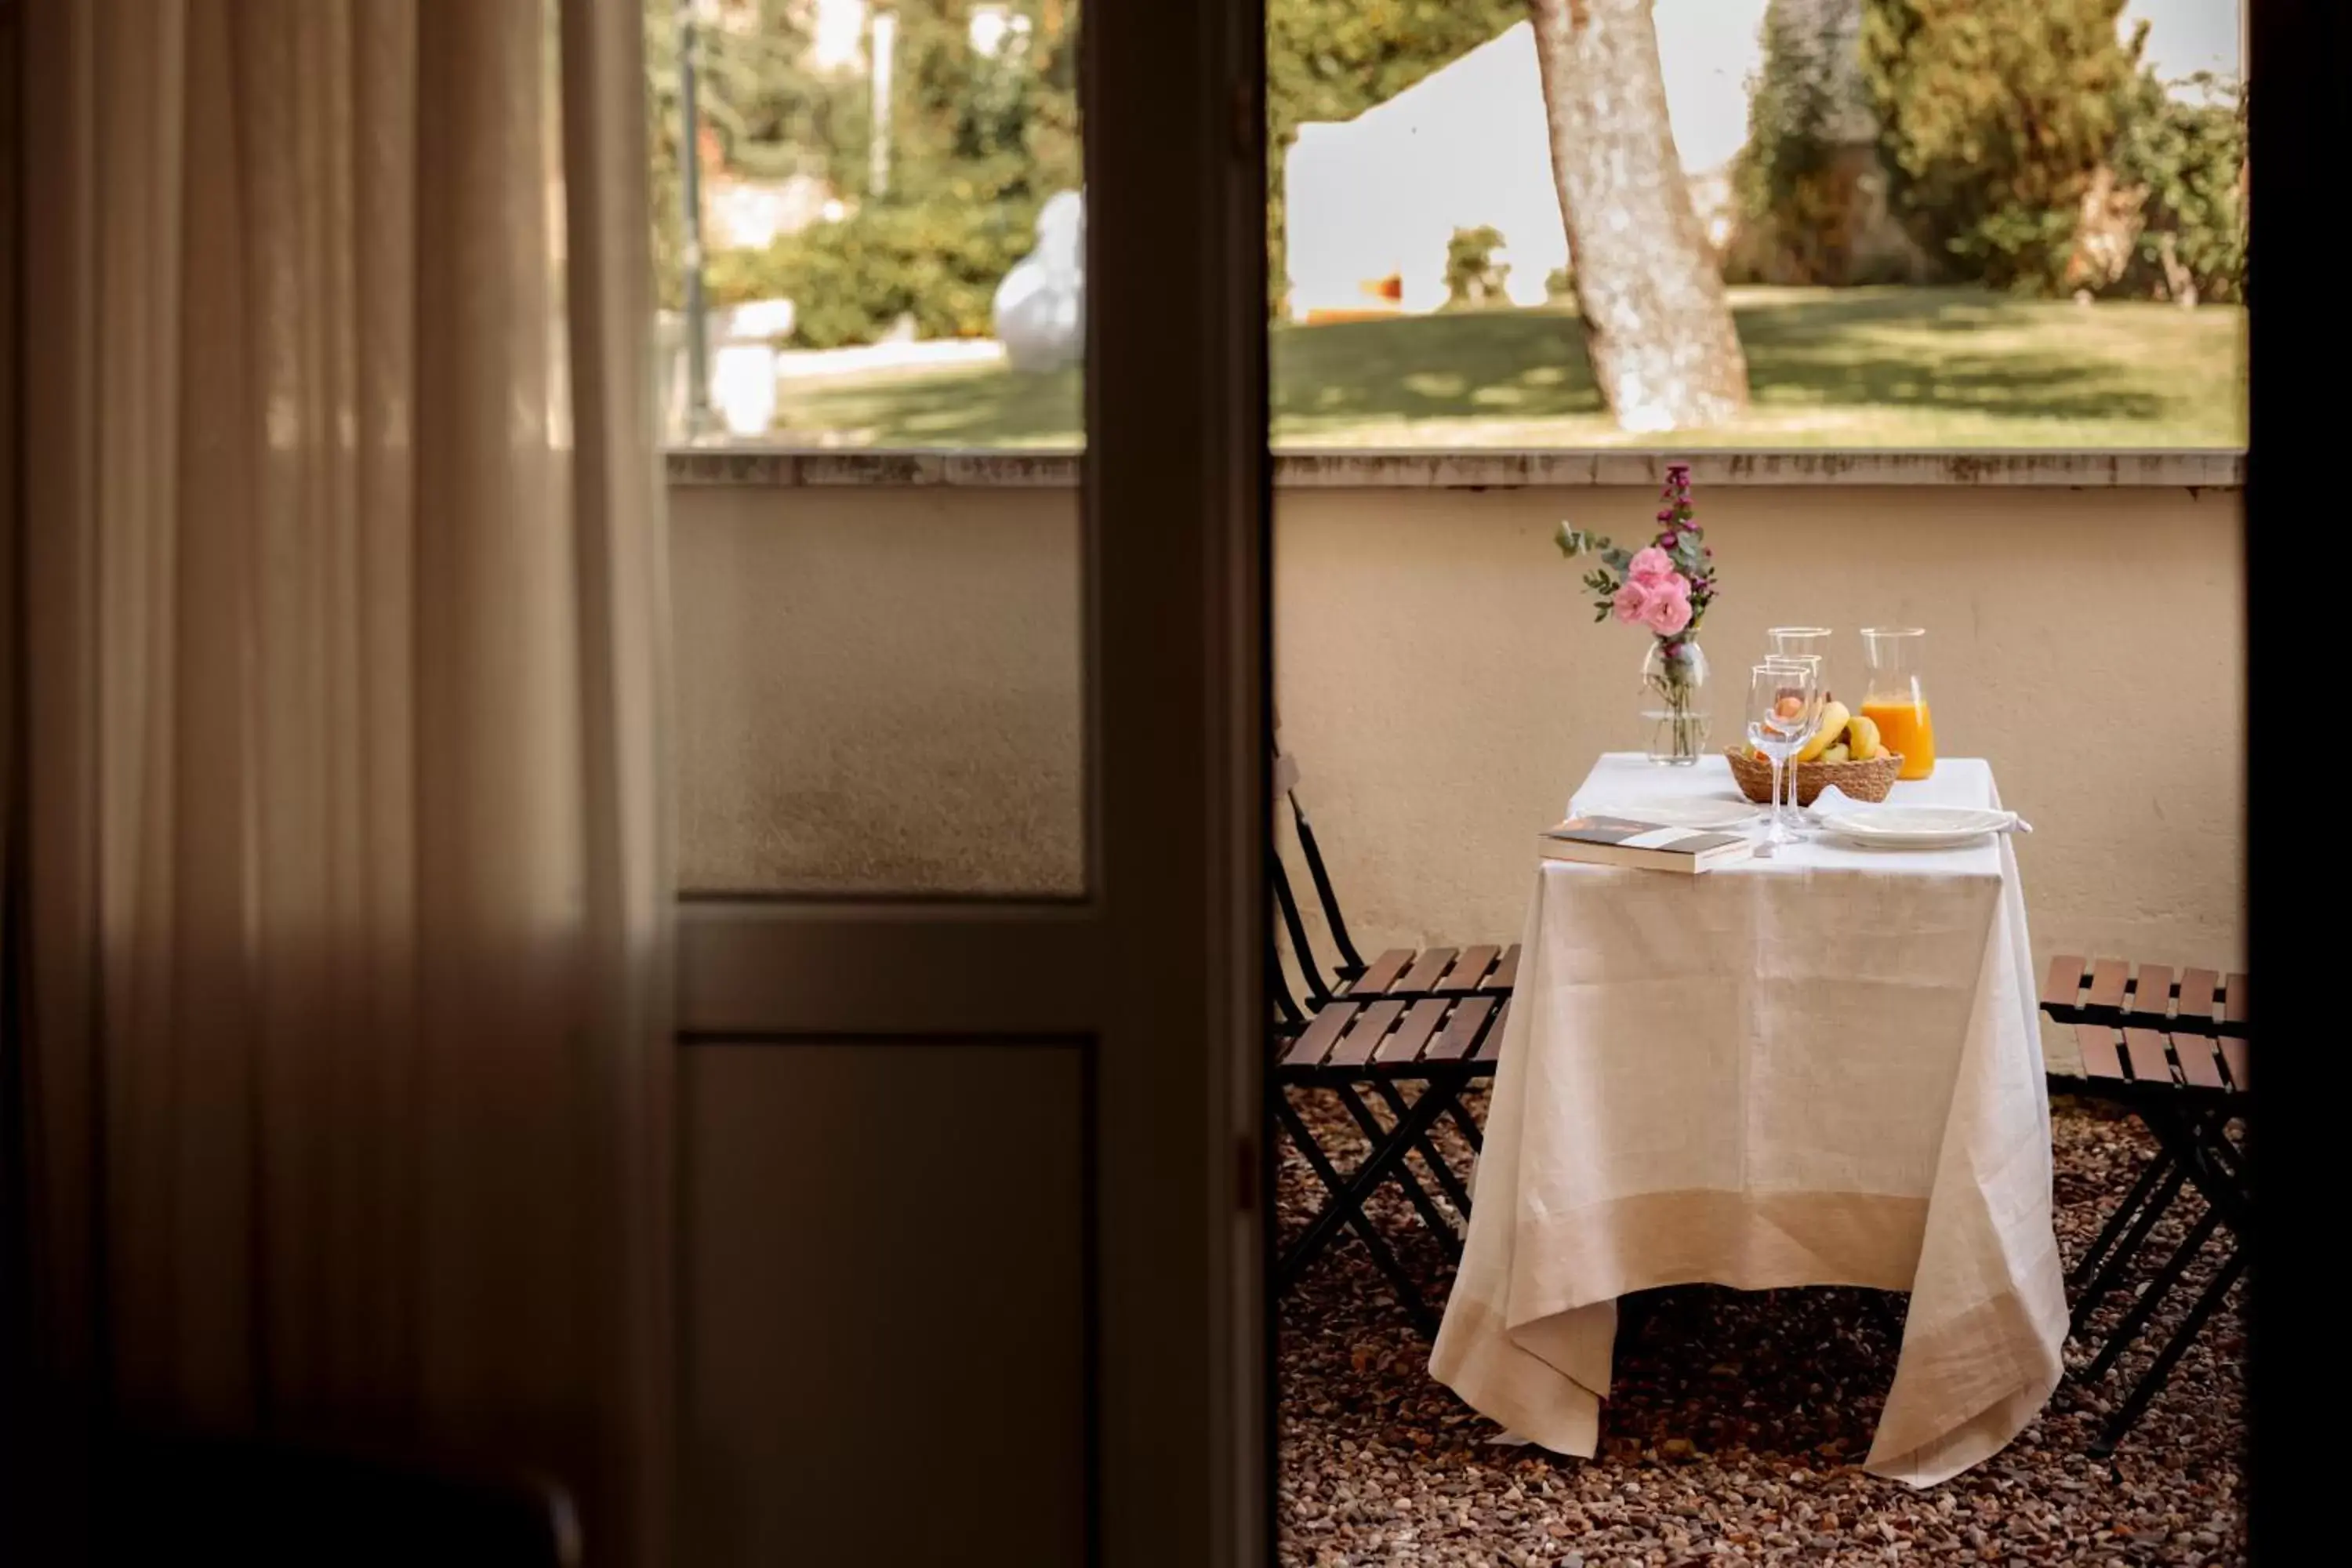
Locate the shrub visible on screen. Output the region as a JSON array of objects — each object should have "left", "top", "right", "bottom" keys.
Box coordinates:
[
  {"left": 1444, "top": 225, "right": 1510, "bottom": 308},
  {"left": 1861, "top": 0, "right": 2139, "bottom": 293},
  {"left": 1729, "top": 0, "right": 1924, "bottom": 287},
  {"left": 2111, "top": 71, "right": 2245, "bottom": 304},
  {"left": 709, "top": 194, "right": 1043, "bottom": 349},
  {"left": 1737, "top": 0, "right": 1860, "bottom": 279}
]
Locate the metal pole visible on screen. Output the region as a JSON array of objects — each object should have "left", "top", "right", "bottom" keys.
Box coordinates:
[
  {"left": 679, "top": 0, "right": 713, "bottom": 438},
  {"left": 869, "top": 10, "right": 896, "bottom": 200}
]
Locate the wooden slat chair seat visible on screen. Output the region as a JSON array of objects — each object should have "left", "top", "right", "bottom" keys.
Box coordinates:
[
  {"left": 2042, "top": 954, "right": 2250, "bottom": 1458},
  {"left": 2042, "top": 953, "right": 2248, "bottom": 1038},
  {"left": 1278, "top": 942, "right": 1519, "bottom": 1082},
  {"left": 1269, "top": 727, "right": 1515, "bottom": 1337}
]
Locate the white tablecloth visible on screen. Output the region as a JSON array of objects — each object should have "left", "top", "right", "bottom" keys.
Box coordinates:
[{"left": 1429, "top": 754, "right": 2067, "bottom": 1486}]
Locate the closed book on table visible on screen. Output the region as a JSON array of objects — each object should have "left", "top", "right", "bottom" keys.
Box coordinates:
[{"left": 1539, "top": 815, "right": 1754, "bottom": 874}]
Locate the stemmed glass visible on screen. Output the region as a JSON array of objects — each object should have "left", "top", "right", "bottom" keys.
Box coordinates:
[
  {"left": 1747, "top": 662, "right": 1820, "bottom": 848},
  {"left": 1762, "top": 652, "right": 1823, "bottom": 832}
]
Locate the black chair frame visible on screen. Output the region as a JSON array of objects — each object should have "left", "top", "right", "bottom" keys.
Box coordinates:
[
  {"left": 1269, "top": 760, "right": 1514, "bottom": 1337},
  {"left": 2042, "top": 955, "right": 2250, "bottom": 1458}
]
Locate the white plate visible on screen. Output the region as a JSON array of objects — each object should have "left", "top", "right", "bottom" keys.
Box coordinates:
[
  {"left": 1574, "top": 797, "right": 1762, "bottom": 832},
  {"left": 1815, "top": 804, "right": 2013, "bottom": 848},
  {"left": 1824, "top": 829, "right": 1997, "bottom": 851}
]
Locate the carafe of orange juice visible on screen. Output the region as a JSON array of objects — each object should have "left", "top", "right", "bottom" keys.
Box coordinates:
[{"left": 1860, "top": 627, "right": 1936, "bottom": 781}]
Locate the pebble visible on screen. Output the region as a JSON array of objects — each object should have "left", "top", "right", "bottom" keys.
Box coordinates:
[{"left": 1277, "top": 1094, "right": 2245, "bottom": 1566}]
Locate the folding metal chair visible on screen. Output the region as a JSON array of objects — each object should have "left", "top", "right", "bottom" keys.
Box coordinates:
[
  {"left": 2042, "top": 955, "right": 2250, "bottom": 1457},
  {"left": 1269, "top": 734, "right": 1516, "bottom": 1336}
]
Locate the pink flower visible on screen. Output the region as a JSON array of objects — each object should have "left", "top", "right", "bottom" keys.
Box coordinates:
[
  {"left": 1627, "top": 546, "right": 1677, "bottom": 584},
  {"left": 1642, "top": 573, "right": 1693, "bottom": 635},
  {"left": 1611, "top": 578, "right": 1653, "bottom": 624}
]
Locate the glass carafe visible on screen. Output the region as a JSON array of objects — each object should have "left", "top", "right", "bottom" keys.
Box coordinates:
[{"left": 1860, "top": 627, "right": 1936, "bottom": 781}]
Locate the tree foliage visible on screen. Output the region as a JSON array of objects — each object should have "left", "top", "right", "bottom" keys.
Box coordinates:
[
  {"left": 1731, "top": 0, "right": 1921, "bottom": 285},
  {"left": 2110, "top": 70, "right": 2245, "bottom": 304},
  {"left": 750, "top": 0, "right": 1080, "bottom": 344},
  {"left": 646, "top": 1, "right": 844, "bottom": 310},
  {"left": 1443, "top": 226, "right": 1509, "bottom": 308},
  {"left": 670, "top": 1, "right": 1081, "bottom": 345},
  {"left": 1738, "top": 0, "right": 1865, "bottom": 219},
  {"left": 1860, "top": 0, "right": 2140, "bottom": 293},
  {"left": 873, "top": 0, "right": 1080, "bottom": 211},
  {"left": 663, "top": 1, "right": 1523, "bottom": 329}
]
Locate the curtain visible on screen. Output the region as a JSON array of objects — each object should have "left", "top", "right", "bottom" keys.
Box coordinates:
[{"left": 5, "top": 2, "right": 673, "bottom": 1562}]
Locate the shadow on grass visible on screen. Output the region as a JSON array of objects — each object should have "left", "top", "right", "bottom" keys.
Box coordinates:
[
  {"left": 1733, "top": 292, "right": 2171, "bottom": 424},
  {"left": 1272, "top": 289, "right": 2170, "bottom": 433},
  {"left": 771, "top": 288, "right": 2209, "bottom": 445},
  {"left": 771, "top": 361, "right": 1086, "bottom": 447}
]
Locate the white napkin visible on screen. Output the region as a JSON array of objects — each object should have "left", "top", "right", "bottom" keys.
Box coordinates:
[{"left": 1802, "top": 783, "right": 1896, "bottom": 826}]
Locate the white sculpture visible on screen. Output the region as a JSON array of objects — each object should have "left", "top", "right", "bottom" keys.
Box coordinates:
[{"left": 993, "top": 189, "right": 1085, "bottom": 372}]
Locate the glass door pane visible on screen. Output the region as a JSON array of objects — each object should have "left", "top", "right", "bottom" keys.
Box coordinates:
[{"left": 653, "top": 0, "right": 1086, "bottom": 896}]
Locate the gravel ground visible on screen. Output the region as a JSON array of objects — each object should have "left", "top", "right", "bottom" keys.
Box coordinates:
[{"left": 1276, "top": 1089, "right": 2246, "bottom": 1567}]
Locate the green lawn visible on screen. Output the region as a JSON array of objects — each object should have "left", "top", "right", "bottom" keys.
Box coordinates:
[{"left": 765, "top": 285, "right": 2247, "bottom": 449}]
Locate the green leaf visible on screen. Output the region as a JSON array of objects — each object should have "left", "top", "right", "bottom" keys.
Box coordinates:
[{"left": 1558, "top": 524, "right": 1611, "bottom": 560}]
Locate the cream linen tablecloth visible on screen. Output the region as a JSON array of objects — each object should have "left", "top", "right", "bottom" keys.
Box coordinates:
[{"left": 1430, "top": 753, "right": 2067, "bottom": 1486}]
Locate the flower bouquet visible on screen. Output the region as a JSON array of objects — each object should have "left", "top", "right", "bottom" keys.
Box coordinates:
[{"left": 1556, "top": 461, "right": 1717, "bottom": 764}]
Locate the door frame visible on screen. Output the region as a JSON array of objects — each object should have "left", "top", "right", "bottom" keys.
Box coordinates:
[{"left": 674, "top": 0, "right": 1272, "bottom": 1560}]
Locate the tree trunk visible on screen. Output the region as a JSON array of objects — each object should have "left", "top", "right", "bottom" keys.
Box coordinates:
[{"left": 1530, "top": 0, "right": 1750, "bottom": 430}]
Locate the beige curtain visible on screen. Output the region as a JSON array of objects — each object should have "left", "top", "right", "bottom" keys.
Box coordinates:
[{"left": 7, "top": 2, "right": 673, "bottom": 1562}]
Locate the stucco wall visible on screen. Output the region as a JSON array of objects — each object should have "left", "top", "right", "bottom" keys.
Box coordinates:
[
  {"left": 1272, "top": 484, "right": 2244, "bottom": 975},
  {"left": 673, "top": 481, "right": 2245, "bottom": 982}
]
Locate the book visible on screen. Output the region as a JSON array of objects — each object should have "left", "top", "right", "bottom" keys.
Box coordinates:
[{"left": 1539, "top": 815, "right": 1755, "bottom": 874}]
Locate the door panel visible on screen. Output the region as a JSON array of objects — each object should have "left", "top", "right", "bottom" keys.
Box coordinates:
[{"left": 682, "top": 1044, "right": 1089, "bottom": 1566}]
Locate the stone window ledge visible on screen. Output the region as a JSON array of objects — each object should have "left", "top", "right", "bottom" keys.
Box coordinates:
[{"left": 665, "top": 447, "right": 2244, "bottom": 492}]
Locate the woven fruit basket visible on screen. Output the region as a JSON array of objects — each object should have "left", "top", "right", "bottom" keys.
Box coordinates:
[{"left": 1726, "top": 747, "right": 1903, "bottom": 807}]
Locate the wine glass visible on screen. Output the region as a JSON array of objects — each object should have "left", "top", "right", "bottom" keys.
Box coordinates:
[
  {"left": 1762, "top": 652, "right": 1824, "bottom": 830},
  {"left": 1769, "top": 628, "right": 1835, "bottom": 739},
  {"left": 1768, "top": 626, "right": 1835, "bottom": 666},
  {"left": 1746, "top": 662, "right": 1818, "bottom": 848}
]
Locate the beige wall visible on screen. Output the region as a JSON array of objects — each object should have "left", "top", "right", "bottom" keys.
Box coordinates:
[
  {"left": 1274, "top": 485, "right": 2244, "bottom": 976},
  {"left": 673, "top": 481, "right": 2245, "bottom": 976}
]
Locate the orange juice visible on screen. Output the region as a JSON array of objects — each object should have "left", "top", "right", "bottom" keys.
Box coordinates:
[{"left": 1860, "top": 698, "right": 1936, "bottom": 780}]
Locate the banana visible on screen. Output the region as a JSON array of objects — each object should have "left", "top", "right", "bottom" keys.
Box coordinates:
[
  {"left": 1846, "top": 712, "right": 1883, "bottom": 761},
  {"left": 1796, "top": 699, "right": 1850, "bottom": 763},
  {"left": 1819, "top": 742, "right": 1850, "bottom": 763}
]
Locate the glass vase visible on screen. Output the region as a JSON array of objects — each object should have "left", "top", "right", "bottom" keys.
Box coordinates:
[{"left": 1639, "top": 637, "right": 1709, "bottom": 765}]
